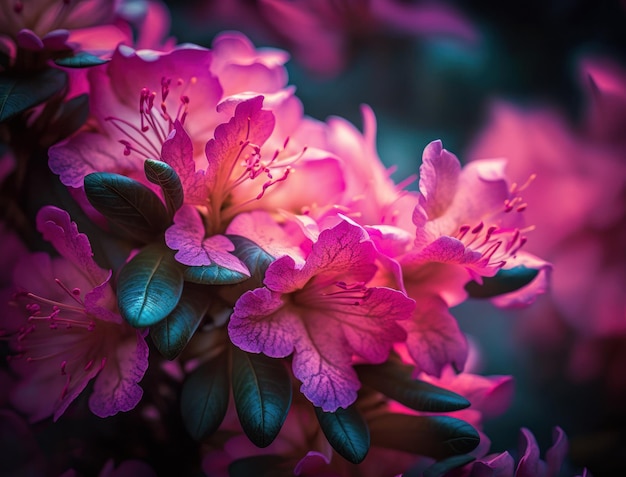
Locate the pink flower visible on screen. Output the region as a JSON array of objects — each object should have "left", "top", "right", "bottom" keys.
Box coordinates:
[
  {"left": 228, "top": 218, "right": 415, "bottom": 411},
  {"left": 467, "top": 58, "right": 626, "bottom": 389},
  {"left": 396, "top": 140, "right": 550, "bottom": 376},
  {"left": 185, "top": 0, "right": 477, "bottom": 76},
  {"left": 2, "top": 206, "right": 148, "bottom": 422}
]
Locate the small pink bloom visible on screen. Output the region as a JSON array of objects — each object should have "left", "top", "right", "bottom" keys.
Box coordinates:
[
  {"left": 2, "top": 206, "right": 148, "bottom": 422},
  {"left": 229, "top": 219, "right": 414, "bottom": 411}
]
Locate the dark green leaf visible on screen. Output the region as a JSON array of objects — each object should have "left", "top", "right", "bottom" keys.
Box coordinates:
[
  {"left": 369, "top": 414, "right": 480, "bottom": 459},
  {"left": 49, "top": 93, "right": 89, "bottom": 142},
  {"left": 54, "top": 52, "right": 109, "bottom": 68},
  {"left": 227, "top": 234, "right": 274, "bottom": 289},
  {"left": 181, "top": 351, "right": 229, "bottom": 440},
  {"left": 315, "top": 405, "right": 370, "bottom": 464},
  {"left": 84, "top": 172, "right": 170, "bottom": 243},
  {"left": 0, "top": 68, "right": 67, "bottom": 121},
  {"left": 228, "top": 455, "right": 291, "bottom": 477},
  {"left": 117, "top": 243, "right": 184, "bottom": 327},
  {"left": 144, "top": 159, "right": 184, "bottom": 218},
  {"left": 231, "top": 347, "right": 292, "bottom": 448},
  {"left": 465, "top": 266, "right": 539, "bottom": 298},
  {"left": 421, "top": 454, "right": 476, "bottom": 477},
  {"left": 151, "top": 283, "right": 210, "bottom": 359},
  {"left": 183, "top": 263, "right": 249, "bottom": 285},
  {"left": 356, "top": 361, "right": 470, "bottom": 412}
]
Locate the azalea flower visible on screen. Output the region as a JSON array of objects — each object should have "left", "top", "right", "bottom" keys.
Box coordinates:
[
  {"left": 228, "top": 217, "right": 415, "bottom": 411},
  {"left": 1, "top": 206, "right": 148, "bottom": 422},
  {"left": 467, "top": 58, "right": 626, "bottom": 390},
  {"left": 390, "top": 140, "right": 551, "bottom": 376}
]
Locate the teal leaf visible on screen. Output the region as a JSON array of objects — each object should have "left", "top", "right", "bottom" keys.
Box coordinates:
[
  {"left": 183, "top": 263, "right": 249, "bottom": 285},
  {"left": 117, "top": 243, "right": 184, "bottom": 328},
  {"left": 84, "top": 172, "right": 170, "bottom": 243},
  {"left": 465, "top": 266, "right": 539, "bottom": 298},
  {"left": 54, "top": 52, "right": 109, "bottom": 68},
  {"left": 369, "top": 414, "right": 480, "bottom": 459},
  {"left": 356, "top": 361, "right": 470, "bottom": 412},
  {"left": 422, "top": 454, "right": 476, "bottom": 477},
  {"left": 228, "top": 455, "right": 291, "bottom": 477},
  {"left": 181, "top": 351, "right": 229, "bottom": 440},
  {"left": 227, "top": 234, "right": 274, "bottom": 289},
  {"left": 0, "top": 68, "right": 67, "bottom": 121},
  {"left": 150, "top": 283, "right": 210, "bottom": 360},
  {"left": 315, "top": 405, "right": 370, "bottom": 464},
  {"left": 144, "top": 159, "right": 184, "bottom": 218},
  {"left": 231, "top": 347, "right": 292, "bottom": 448}
]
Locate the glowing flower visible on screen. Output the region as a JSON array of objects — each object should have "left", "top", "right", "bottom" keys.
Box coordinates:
[
  {"left": 228, "top": 218, "right": 414, "bottom": 411},
  {"left": 2, "top": 206, "right": 148, "bottom": 422},
  {"left": 397, "top": 140, "right": 550, "bottom": 375}
]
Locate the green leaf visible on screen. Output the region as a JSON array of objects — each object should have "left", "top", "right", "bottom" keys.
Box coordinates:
[
  {"left": 315, "top": 405, "right": 370, "bottom": 464},
  {"left": 465, "top": 265, "right": 539, "bottom": 298},
  {"left": 183, "top": 263, "right": 249, "bottom": 285},
  {"left": 231, "top": 347, "right": 292, "bottom": 448},
  {"left": 84, "top": 172, "right": 170, "bottom": 243},
  {"left": 356, "top": 361, "right": 470, "bottom": 412},
  {"left": 117, "top": 243, "right": 184, "bottom": 328},
  {"left": 144, "top": 159, "right": 184, "bottom": 218},
  {"left": 0, "top": 68, "right": 67, "bottom": 121},
  {"left": 369, "top": 414, "right": 480, "bottom": 459},
  {"left": 181, "top": 351, "right": 229, "bottom": 440},
  {"left": 49, "top": 93, "right": 89, "bottom": 142},
  {"left": 150, "top": 283, "right": 210, "bottom": 360},
  {"left": 54, "top": 52, "right": 109, "bottom": 68},
  {"left": 227, "top": 234, "right": 274, "bottom": 289},
  {"left": 421, "top": 454, "right": 476, "bottom": 477},
  {"left": 228, "top": 455, "right": 292, "bottom": 477}
]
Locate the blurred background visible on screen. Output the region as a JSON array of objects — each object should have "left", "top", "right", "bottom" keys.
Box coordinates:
[{"left": 159, "top": 1, "right": 626, "bottom": 475}]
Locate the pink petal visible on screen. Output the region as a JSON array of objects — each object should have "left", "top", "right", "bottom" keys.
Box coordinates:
[
  {"left": 516, "top": 428, "right": 546, "bottom": 477},
  {"left": 89, "top": 330, "right": 149, "bottom": 418},
  {"left": 491, "top": 252, "right": 552, "bottom": 308},
  {"left": 16, "top": 29, "right": 44, "bottom": 50},
  {"left": 204, "top": 96, "right": 275, "bottom": 188},
  {"left": 545, "top": 427, "right": 568, "bottom": 477},
  {"left": 229, "top": 287, "right": 297, "bottom": 358},
  {"left": 36, "top": 206, "right": 110, "bottom": 288},
  {"left": 165, "top": 205, "right": 249, "bottom": 274},
  {"left": 41, "top": 29, "right": 71, "bottom": 51},
  {"left": 402, "top": 295, "right": 468, "bottom": 376},
  {"left": 472, "top": 451, "right": 515, "bottom": 476},
  {"left": 161, "top": 121, "right": 207, "bottom": 205},
  {"left": 49, "top": 132, "right": 139, "bottom": 189},
  {"left": 418, "top": 139, "right": 461, "bottom": 220}
]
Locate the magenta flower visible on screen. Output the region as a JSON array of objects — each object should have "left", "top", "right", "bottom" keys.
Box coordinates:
[
  {"left": 468, "top": 58, "right": 626, "bottom": 389},
  {"left": 2, "top": 206, "right": 148, "bottom": 422},
  {"left": 228, "top": 218, "right": 415, "bottom": 411},
  {"left": 396, "top": 140, "right": 550, "bottom": 375}
]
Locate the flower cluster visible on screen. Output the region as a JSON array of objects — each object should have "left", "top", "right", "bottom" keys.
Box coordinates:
[{"left": 0, "top": 1, "right": 593, "bottom": 476}]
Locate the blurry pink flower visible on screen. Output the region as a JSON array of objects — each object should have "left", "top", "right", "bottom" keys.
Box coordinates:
[
  {"left": 187, "top": 0, "right": 477, "bottom": 76},
  {"left": 2, "top": 206, "right": 148, "bottom": 422},
  {"left": 468, "top": 58, "right": 626, "bottom": 359},
  {"left": 0, "top": 0, "right": 141, "bottom": 67},
  {"left": 448, "top": 427, "right": 590, "bottom": 477},
  {"left": 228, "top": 218, "right": 414, "bottom": 411}
]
